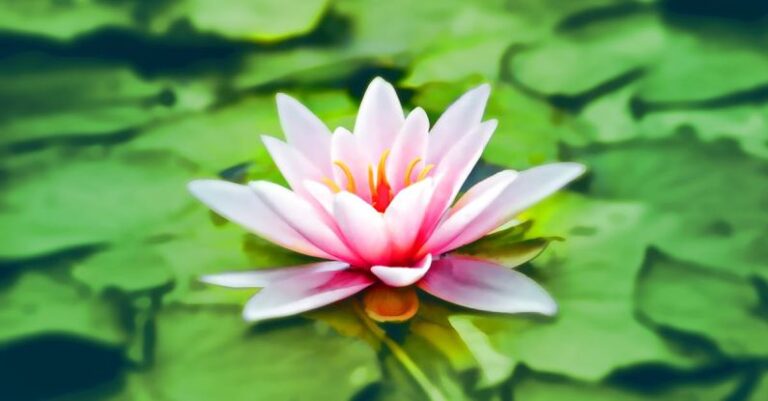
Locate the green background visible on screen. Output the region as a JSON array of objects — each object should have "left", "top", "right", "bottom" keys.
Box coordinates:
[{"left": 0, "top": 0, "right": 766, "bottom": 400}]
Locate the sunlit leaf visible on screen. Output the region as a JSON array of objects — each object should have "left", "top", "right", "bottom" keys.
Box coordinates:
[
  {"left": 151, "top": 0, "right": 330, "bottom": 41},
  {"left": 472, "top": 194, "right": 700, "bottom": 381},
  {"left": 580, "top": 135, "right": 768, "bottom": 281},
  {"left": 0, "top": 150, "right": 195, "bottom": 260},
  {"left": 107, "top": 307, "right": 380, "bottom": 401},
  {"left": 0, "top": 272, "right": 125, "bottom": 345},
  {"left": 0, "top": 57, "right": 212, "bottom": 147},
  {"left": 637, "top": 255, "right": 768, "bottom": 358},
  {"left": 72, "top": 245, "right": 174, "bottom": 294},
  {"left": 513, "top": 371, "right": 742, "bottom": 401}
]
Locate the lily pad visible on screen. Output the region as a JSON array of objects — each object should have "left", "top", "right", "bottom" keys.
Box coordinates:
[
  {"left": 0, "top": 272, "right": 125, "bottom": 345},
  {"left": 0, "top": 150, "right": 195, "bottom": 260},
  {"left": 0, "top": 57, "right": 210, "bottom": 147},
  {"left": 0, "top": 1, "right": 132, "bottom": 39},
  {"left": 580, "top": 135, "right": 768, "bottom": 280},
  {"left": 72, "top": 245, "right": 174, "bottom": 294},
  {"left": 637, "top": 255, "right": 768, "bottom": 358},
  {"left": 513, "top": 371, "right": 742, "bottom": 401},
  {"left": 509, "top": 12, "right": 665, "bottom": 95},
  {"left": 151, "top": 0, "right": 330, "bottom": 42},
  {"left": 638, "top": 36, "right": 768, "bottom": 103},
  {"left": 471, "top": 194, "right": 698, "bottom": 381},
  {"left": 108, "top": 307, "right": 380, "bottom": 401}
]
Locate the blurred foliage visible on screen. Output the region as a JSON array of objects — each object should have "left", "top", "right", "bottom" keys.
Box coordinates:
[{"left": 0, "top": 0, "right": 767, "bottom": 400}]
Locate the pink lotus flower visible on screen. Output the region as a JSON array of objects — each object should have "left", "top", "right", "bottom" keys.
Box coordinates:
[{"left": 189, "top": 78, "right": 584, "bottom": 322}]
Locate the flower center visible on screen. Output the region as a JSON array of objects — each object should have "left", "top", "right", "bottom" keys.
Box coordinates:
[{"left": 324, "top": 151, "right": 434, "bottom": 212}]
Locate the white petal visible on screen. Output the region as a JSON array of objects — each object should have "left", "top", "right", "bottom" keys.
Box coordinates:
[
  {"left": 421, "top": 120, "right": 497, "bottom": 233},
  {"left": 427, "top": 84, "right": 490, "bottom": 165},
  {"left": 437, "top": 163, "right": 586, "bottom": 253},
  {"left": 201, "top": 262, "right": 349, "bottom": 288},
  {"left": 276, "top": 93, "right": 333, "bottom": 176},
  {"left": 303, "top": 180, "right": 335, "bottom": 215},
  {"left": 384, "top": 178, "right": 434, "bottom": 253},
  {"left": 423, "top": 171, "right": 518, "bottom": 254},
  {"left": 371, "top": 254, "right": 432, "bottom": 287},
  {"left": 243, "top": 269, "right": 374, "bottom": 321},
  {"left": 250, "top": 181, "right": 364, "bottom": 265},
  {"left": 331, "top": 127, "right": 372, "bottom": 201},
  {"left": 418, "top": 256, "right": 556, "bottom": 315},
  {"left": 386, "top": 107, "right": 430, "bottom": 193},
  {"left": 354, "top": 77, "right": 405, "bottom": 160},
  {"left": 261, "top": 135, "right": 324, "bottom": 195},
  {"left": 188, "top": 180, "right": 331, "bottom": 258},
  {"left": 333, "top": 191, "right": 390, "bottom": 265}
]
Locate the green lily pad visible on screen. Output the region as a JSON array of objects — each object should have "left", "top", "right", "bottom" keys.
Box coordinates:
[
  {"left": 0, "top": 150, "right": 195, "bottom": 260},
  {"left": 107, "top": 307, "right": 380, "bottom": 401},
  {"left": 638, "top": 36, "right": 768, "bottom": 103},
  {"left": 151, "top": 0, "right": 330, "bottom": 42},
  {"left": 637, "top": 255, "right": 768, "bottom": 358},
  {"left": 471, "top": 194, "right": 699, "bottom": 381},
  {"left": 0, "top": 272, "right": 125, "bottom": 345},
  {"left": 580, "top": 135, "right": 768, "bottom": 280},
  {"left": 638, "top": 105, "right": 768, "bottom": 161},
  {"left": 72, "top": 245, "right": 174, "bottom": 294},
  {"left": 0, "top": 57, "right": 211, "bottom": 147},
  {"left": 509, "top": 13, "right": 665, "bottom": 95},
  {"left": 0, "top": 1, "right": 132, "bottom": 39},
  {"left": 513, "top": 371, "right": 742, "bottom": 401},
  {"left": 402, "top": 36, "right": 511, "bottom": 87}
]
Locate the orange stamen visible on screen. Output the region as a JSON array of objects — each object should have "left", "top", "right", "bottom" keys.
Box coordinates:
[
  {"left": 377, "top": 149, "right": 391, "bottom": 188},
  {"left": 321, "top": 177, "right": 341, "bottom": 193},
  {"left": 333, "top": 160, "right": 357, "bottom": 193},
  {"left": 370, "top": 150, "right": 393, "bottom": 212},
  {"left": 367, "top": 165, "right": 376, "bottom": 198},
  {"left": 403, "top": 157, "right": 422, "bottom": 187},
  {"left": 416, "top": 164, "right": 434, "bottom": 181}
]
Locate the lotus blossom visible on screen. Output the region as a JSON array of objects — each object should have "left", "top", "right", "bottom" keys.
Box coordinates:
[{"left": 189, "top": 78, "right": 584, "bottom": 322}]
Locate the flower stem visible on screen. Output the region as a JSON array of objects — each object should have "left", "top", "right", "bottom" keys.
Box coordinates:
[{"left": 353, "top": 301, "right": 448, "bottom": 401}]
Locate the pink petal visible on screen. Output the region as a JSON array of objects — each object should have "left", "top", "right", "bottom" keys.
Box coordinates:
[
  {"left": 243, "top": 269, "right": 374, "bottom": 321},
  {"left": 201, "top": 261, "right": 349, "bottom": 288},
  {"left": 436, "top": 163, "right": 586, "bottom": 253},
  {"left": 423, "top": 171, "right": 518, "bottom": 254},
  {"left": 333, "top": 191, "right": 390, "bottom": 265},
  {"left": 421, "top": 120, "right": 497, "bottom": 235},
  {"left": 386, "top": 107, "right": 430, "bottom": 193},
  {"left": 187, "top": 180, "right": 332, "bottom": 259},
  {"left": 276, "top": 93, "right": 333, "bottom": 176},
  {"left": 261, "top": 135, "right": 324, "bottom": 196},
  {"left": 426, "top": 84, "right": 490, "bottom": 165},
  {"left": 250, "top": 181, "right": 364, "bottom": 265},
  {"left": 418, "top": 256, "right": 556, "bottom": 315},
  {"left": 303, "top": 180, "right": 335, "bottom": 215},
  {"left": 384, "top": 178, "right": 435, "bottom": 255},
  {"left": 354, "top": 77, "right": 405, "bottom": 160},
  {"left": 371, "top": 254, "right": 432, "bottom": 287},
  {"left": 331, "top": 127, "right": 372, "bottom": 202}
]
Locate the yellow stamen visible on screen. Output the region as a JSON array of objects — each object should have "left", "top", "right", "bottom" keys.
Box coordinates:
[
  {"left": 333, "top": 160, "right": 357, "bottom": 193},
  {"left": 321, "top": 177, "right": 341, "bottom": 193},
  {"left": 416, "top": 164, "right": 434, "bottom": 182},
  {"left": 377, "top": 149, "right": 391, "bottom": 188},
  {"left": 403, "top": 157, "right": 422, "bottom": 187},
  {"left": 367, "top": 165, "right": 376, "bottom": 197}
]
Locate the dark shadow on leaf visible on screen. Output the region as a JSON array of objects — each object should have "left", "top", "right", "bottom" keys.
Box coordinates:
[
  {"left": 0, "top": 335, "right": 126, "bottom": 401},
  {"left": 557, "top": 2, "right": 656, "bottom": 32}
]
